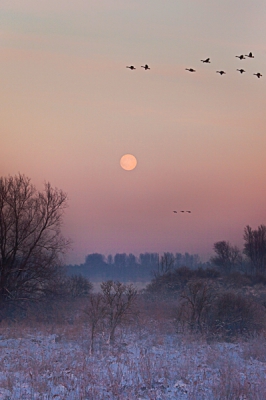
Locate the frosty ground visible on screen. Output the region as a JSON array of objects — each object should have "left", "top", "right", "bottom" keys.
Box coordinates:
[{"left": 0, "top": 316, "right": 266, "bottom": 400}]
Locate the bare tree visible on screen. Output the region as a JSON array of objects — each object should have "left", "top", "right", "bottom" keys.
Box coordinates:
[
  {"left": 178, "top": 279, "right": 213, "bottom": 332},
  {"left": 153, "top": 252, "right": 175, "bottom": 278},
  {"left": 211, "top": 241, "right": 242, "bottom": 274},
  {"left": 83, "top": 293, "right": 107, "bottom": 354},
  {"left": 100, "top": 281, "right": 137, "bottom": 343},
  {"left": 243, "top": 225, "right": 266, "bottom": 275},
  {"left": 65, "top": 275, "right": 93, "bottom": 299},
  {"left": 0, "top": 174, "right": 69, "bottom": 313}
]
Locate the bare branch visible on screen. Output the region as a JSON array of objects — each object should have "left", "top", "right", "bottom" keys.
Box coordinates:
[{"left": 0, "top": 174, "right": 69, "bottom": 309}]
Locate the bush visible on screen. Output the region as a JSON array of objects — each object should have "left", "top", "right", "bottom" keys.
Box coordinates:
[
  {"left": 249, "top": 274, "right": 266, "bottom": 286},
  {"left": 225, "top": 272, "right": 252, "bottom": 287},
  {"left": 64, "top": 275, "right": 93, "bottom": 298},
  {"left": 146, "top": 266, "right": 221, "bottom": 299},
  {"left": 208, "top": 291, "right": 265, "bottom": 339},
  {"left": 173, "top": 279, "right": 214, "bottom": 333},
  {"left": 194, "top": 267, "right": 220, "bottom": 279}
]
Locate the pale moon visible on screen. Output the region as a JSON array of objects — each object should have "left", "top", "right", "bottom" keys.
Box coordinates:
[{"left": 120, "top": 154, "right": 137, "bottom": 171}]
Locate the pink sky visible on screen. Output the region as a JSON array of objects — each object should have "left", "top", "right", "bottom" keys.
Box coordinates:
[{"left": 1, "top": 1, "right": 266, "bottom": 264}]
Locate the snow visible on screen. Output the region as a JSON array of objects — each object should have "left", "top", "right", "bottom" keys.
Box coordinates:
[{"left": 0, "top": 324, "right": 265, "bottom": 399}]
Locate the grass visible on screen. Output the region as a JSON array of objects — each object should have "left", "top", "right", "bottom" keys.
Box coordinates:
[{"left": 0, "top": 298, "right": 265, "bottom": 399}]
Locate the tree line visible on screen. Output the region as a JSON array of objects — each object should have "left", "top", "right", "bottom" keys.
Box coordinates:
[
  {"left": 67, "top": 223, "right": 266, "bottom": 281},
  {"left": 211, "top": 224, "right": 266, "bottom": 276},
  {"left": 65, "top": 251, "right": 205, "bottom": 281},
  {"left": 1, "top": 173, "right": 266, "bottom": 325}
]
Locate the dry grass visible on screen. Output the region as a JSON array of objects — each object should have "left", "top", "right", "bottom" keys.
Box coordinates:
[{"left": 0, "top": 297, "right": 265, "bottom": 399}]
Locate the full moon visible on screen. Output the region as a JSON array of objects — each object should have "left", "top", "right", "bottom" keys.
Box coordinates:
[{"left": 120, "top": 154, "right": 137, "bottom": 171}]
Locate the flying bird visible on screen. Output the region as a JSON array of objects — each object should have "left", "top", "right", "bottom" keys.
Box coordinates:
[
  {"left": 245, "top": 52, "right": 254, "bottom": 58},
  {"left": 126, "top": 66, "right": 136, "bottom": 70},
  {"left": 173, "top": 211, "right": 177, "bottom": 213},
  {"left": 180, "top": 211, "right": 185, "bottom": 213},
  {"left": 237, "top": 69, "right": 245, "bottom": 74},
  {"left": 186, "top": 68, "right": 196, "bottom": 72},
  {"left": 141, "top": 64, "right": 150, "bottom": 70},
  {"left": 236, "top": 55, "right": 245, "bottom": 60},
  {"left": 254, "top": 72, "right": 262, "bottom": 78},
  {"left": 216, "top": 70, "right": 226, "bottom": 75},
  {"left": 201, "top": 58, "right": 211, "bottom": 63},
  {"left": 186, "top": 211, "right": 191, "bottom": 213}
]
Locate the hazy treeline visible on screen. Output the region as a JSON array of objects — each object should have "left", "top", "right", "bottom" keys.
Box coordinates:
[
  {"left": 65, "top": 252, "right": 209, "bottom": 282},
  {"left": 65, "top": 224, "right": 266, "bottom": 281},
  {"left": 210, "top": 225, "right": 266, "bottom": 276}
]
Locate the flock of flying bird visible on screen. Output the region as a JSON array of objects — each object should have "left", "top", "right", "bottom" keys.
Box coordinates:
[
  {"left": 127, "top": 53, "right": 262, "bottom": 78},
  {"left": 126, "top": 64, "right": 150, "bottom": 70},
  {"left": 187, "top": 52, "right": 262, "bottom": 78},
  {"left": 127, "top": 52, "right": 261, "bottom": 217}
]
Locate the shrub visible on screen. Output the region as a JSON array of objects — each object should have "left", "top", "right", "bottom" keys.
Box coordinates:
[
  {"left": 225, "top": 272, "right": 252, "bottom": 287},
  {"left": 173, "top": 279, "right": 214, "bottom": 333},
  {"left": 208, "top": 291, "right": 265, "bottom": 339},
  {"left": 64, "top": 275, "right": 93, "bottom": 298}
]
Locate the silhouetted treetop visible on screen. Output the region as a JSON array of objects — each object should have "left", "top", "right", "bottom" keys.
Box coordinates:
[{"left": 0, "top": 174, "right": 69, "bottom": 307}]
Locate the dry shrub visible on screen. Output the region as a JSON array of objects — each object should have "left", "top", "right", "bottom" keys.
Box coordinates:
[
  {"left": 173, "top": 284, "right": 266, "bottom": 340},
  {"left": 242, "top": 333, "right": 266, "bottom": 362},
  {"left": 249, "top": 274, "right": 266, "bottom": 286},
  {"left": 174, "top": 301, "right": 192, "bottom": 333},
  {"left": 225, "top": 272, "right": 252, "bottom": 287},
  {"left": 212, "top": 360, "right": 255, "bottom": 400},
  {"left": 173, "top": 279, "right": 214, "bottom": 334},
  {"left": 208, "top": 291, "right": 266, "bottom": 339},
  {"left": 145, "top": 266, "right": 220, "bottom": 300}
]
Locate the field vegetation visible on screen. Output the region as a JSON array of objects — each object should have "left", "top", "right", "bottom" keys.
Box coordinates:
[{"left": 1, "top": 174, "right": 266, "bottom": 398}]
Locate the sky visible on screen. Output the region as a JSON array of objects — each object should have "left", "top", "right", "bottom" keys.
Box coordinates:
[{"left": 1, "top": 0, "right": 266, "bottom": 265}]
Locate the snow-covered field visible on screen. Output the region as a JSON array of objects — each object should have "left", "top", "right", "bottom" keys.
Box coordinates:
[{"left": 0, "top": 318, "right": 266, "bottom": 400}]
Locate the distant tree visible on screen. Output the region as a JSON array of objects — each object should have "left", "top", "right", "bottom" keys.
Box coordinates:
[
  {"left": 175, "top": 252, "right": 201, "bottom": 269},
  {"left": 0, "top": 174, "right": 69, "bottom": 313},
  {"left": 65, "top": 275, "right": 93, "bottom": 298},
  {"left": 114, "top": 253, "right": 127, "bottom": 268},
  {"left": 183, "top": 253, "right": 192, "bottom": 268},
  {"left": 107, "top": 254, "right": 113, "bottom": 265},
  {"left": 175, "top": 253, "right": 183, "bottom": 268},
  {"left": 154, "top": 252, "right": 175, "bottom": 278},
  {"left": 211, "top": 241, "right": 242, "bottom": 274},
  {"left": 83, "top": 293, "right": 107, "bottom": 354},
  {"left": 243, "top": 225, "right": 266, "bottom": 275},
  {"left": 139, "top": 253, "right": 159, "bottom": 270},
  {"left": 126, "top": 253, "right": 137, "bottom": 268},
  {"left": 85, "top": 253, "right": 106, "bottom": 267},
  {"left": 100, "top": 281, "right": 137, "bottom": 343}
]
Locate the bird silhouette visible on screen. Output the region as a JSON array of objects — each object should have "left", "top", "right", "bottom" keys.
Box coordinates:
[
  {"left": 216, "top": 70, "right": 226, "bottom": 75},
  {"left": 186, "top": 211, "right": 191, "bottom": 213},
  {"left": 254, "top": 72, "right": 262, "bottom": 78},
  {"left": 180, "top": 211, "right": 185, "bottom": 213},
  {"left": 236, "top": 55, "right": 245, "bottom": 60},
  {"left": 186, "top": 68, "right": 196, "bottom": 72},
  {"left": 237, "top": 69, "right": 245, "bottom": 74},
  {"left": 141, "top": 64, "right": 150, "bottom": 70},
  {"left": 201, "top": 58, "right": 210, "bottom": 63},
  {"left": 173, "top": 211, "right": 177, "bottom": 213},
  {"left": 126, "top": 66, "right": 136, "bottom": 70},
  {"left": 245, "top": 52, "right": 254, "bottom": 58}
]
